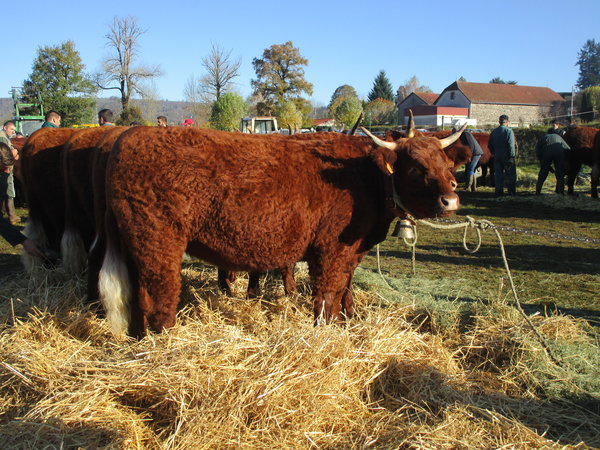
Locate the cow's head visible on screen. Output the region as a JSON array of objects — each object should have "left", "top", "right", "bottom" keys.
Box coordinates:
[{"left": 363, "top": 112, "right": 463, "bottom": 219}]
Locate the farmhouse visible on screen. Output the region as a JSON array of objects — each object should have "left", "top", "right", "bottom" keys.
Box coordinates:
[{"left": 398, "top": 81, "right": 567, "bottom": 128}]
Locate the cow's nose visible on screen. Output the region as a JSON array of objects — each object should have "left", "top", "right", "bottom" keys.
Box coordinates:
[{"left": 439, "top": 193, "right": 460, "bottom": 211}]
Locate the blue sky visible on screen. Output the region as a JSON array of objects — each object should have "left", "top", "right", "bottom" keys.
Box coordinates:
[{"left": 3, "top": 0, "right": 598, "bottom": 106}]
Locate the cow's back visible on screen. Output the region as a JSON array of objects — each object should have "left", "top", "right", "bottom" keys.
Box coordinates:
[{"left": 107, "top": 127, "right": 379, "bottom": 272}]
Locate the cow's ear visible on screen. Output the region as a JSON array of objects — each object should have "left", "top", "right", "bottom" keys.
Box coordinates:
[{"left": 371, "top": 147, "right": 397, "bottom": 176}]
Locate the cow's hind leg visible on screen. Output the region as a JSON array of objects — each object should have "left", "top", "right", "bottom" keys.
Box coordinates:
[
  {"left": 591, "top": 163, "right": 599, "bottom": 198},
  {"left": 217, "top": 269, "right": 237, "bottom": 296}
]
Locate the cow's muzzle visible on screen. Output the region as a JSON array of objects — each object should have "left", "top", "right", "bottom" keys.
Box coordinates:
[{"left": 438, "top": 192, "right": 460, "bottom": 213}]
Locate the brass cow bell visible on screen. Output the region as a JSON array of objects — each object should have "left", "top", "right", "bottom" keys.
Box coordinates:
[{"left": 391, "top": 219, "right": 415, "bottom": 240}]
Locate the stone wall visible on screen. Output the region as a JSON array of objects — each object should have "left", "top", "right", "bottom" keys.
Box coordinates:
[{"left": 471, "top": 102, "right": 567, "bottom": 127}]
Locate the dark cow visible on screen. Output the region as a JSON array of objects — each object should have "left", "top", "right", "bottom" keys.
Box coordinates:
[
  {"left": 88, "top": 127, "right": 130, "bottom": 305},
  {"left": 62, "top": 127, "right": 118, "bottom": 273},
  {"left": 563, "top": 126, "right": 599, "bottom": 197},
  {"left": 594, "top": 131, "right": 600, "bottom": 198},
  {"left": 20, "top": 128, "right": 77, "bottom": 269},
  {"left": 100, "top": 125, "right": 463, "bottom": 336}
]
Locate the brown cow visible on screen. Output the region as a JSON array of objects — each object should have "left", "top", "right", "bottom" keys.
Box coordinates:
[
  {"left": 20, "top": 128, "right": 77, "bottom": 269},
  {"left": 385, "top": 129, "right": 493, "bottom": 189},
  {"left": 563, "top": 126, "right": 599, "bottom": 197},
  {"left": 100, "top": 125, "right": 463, "bottom": 336}
]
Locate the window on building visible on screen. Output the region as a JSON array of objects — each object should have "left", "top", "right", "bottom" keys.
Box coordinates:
[{"left": 450, "top": 92, "right": 455, "bottom": 100}]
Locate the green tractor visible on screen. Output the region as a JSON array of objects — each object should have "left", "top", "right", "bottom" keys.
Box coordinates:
[{"left": 11, "top": 87, "right": 45, "bottom": 136}]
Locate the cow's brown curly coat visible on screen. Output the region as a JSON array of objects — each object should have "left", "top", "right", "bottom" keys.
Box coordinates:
[{"left": 104, "top": 127, "right": 459, "bottom": 336}]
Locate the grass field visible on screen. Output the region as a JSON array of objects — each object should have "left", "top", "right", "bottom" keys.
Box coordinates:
[{"left": 1, "top": 171, "right": 599, "bottom": 448}]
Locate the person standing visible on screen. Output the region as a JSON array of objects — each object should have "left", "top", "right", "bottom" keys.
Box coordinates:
[
  {"left": 41, "top": 110, "right": 61, "bottom": 128},
  {"left": 551, "top": 119, "right": 565, "bottom": 137},
  {"left": 488, "top": 114, "right": 516, "bottom": 196},
  {"left": 453, "top": 127, "right": 484, "bottom": 191},
  {"left": 157, "top": 115, "right": 168, "bottom": 127},
  {"left": 98, "top": 109, "right": 115, "bottom": 126},
  {"left": 535, "top": 128, "right": 570, "bottom": 194},
  {"left": 182, "top": 118, "right": 194, "bottom": 127},
  {"left": 0, "top": 121, "right": 20, "bottom": 224}
]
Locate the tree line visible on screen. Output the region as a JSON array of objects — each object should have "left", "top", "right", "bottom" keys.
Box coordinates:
[{"left": 20, "top": 16, "right": 600, "bottom": 129}]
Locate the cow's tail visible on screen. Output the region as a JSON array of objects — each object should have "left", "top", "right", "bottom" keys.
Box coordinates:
[
  {"left": 20, "top": 219, "right": 49, "bottom": 272},
  {"left": 98, "top": 209, "right": 131, "bottom": 335},
  {"left": 60, "top": 228, "right": 88, "bottom": 274}
]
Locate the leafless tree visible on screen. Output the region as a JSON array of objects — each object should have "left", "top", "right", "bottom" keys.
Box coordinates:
[
  {"left": 95, "top": 16, "right": 163, "bottom": 111},
  {"left": 395, "top": 75, "right": 432, "bottom": 105},
  {"left": 193, "top": 44, "right": 241, "bottom": 103}
]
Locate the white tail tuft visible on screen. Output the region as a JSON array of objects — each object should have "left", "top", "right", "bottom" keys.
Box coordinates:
[
  {"left": 20, "top": 220, "right": 49, "bottom": 272},
  {"left": 98, "top": 245, "right": 131, "bottom": 335},
  {"left": 61, "top": 228, "right": 88, "bottom": 274}
]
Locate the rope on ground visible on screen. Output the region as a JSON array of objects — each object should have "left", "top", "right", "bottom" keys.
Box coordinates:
[{"left": 376, "top": 216, "right": 561, "bottom": 366}]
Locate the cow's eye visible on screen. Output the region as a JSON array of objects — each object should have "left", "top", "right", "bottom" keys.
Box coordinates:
[{"left": 407, "top": 167, "right": 423, "bottom": 177}]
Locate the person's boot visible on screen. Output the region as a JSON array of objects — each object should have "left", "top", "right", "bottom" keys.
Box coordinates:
[
  {"left": 470, "top": 175, "right": 477, "bottom": 192},
  {"left": 465, "top": 175, "right": 472, "bottom": 191},
  {"left": 6, "top": 197, "right": 20, "bottom": 224}
]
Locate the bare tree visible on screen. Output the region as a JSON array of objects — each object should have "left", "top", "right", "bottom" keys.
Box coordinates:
[
  {"left": 95, "top": 16, "right": 163, "bottom": 111},
  {"left": 395, "top": 75, "right": 432, "bottom": 105},
  {"left": 183, "top": 75, "right": 211, "bottom": 125},
  {"left": 198, "top": 44, "right": 241, "bottom": 102}
]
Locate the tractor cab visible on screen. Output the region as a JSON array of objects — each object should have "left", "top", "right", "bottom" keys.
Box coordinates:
[
  {"left": 11, "top": 87, "right": 45, "bottom": 136},
  {"left": 240, "top": 116, "right": 278, "bottom": 134}
]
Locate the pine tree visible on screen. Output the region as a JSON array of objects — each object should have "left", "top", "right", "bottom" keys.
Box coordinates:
[
  {"left": 576, "top": 39, "right": 600, "bottom": 89},
  {"left": 368, "top": 70, "right": 394, "bottom": 102}
]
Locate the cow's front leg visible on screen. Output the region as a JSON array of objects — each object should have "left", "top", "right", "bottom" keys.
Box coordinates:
[{"left": 131, "top": 241, "right": 187, "bottom": 335}]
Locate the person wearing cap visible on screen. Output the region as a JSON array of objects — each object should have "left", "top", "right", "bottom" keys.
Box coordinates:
[
  {"left": 488, "top": 114, "right": 516, "bottom": 196},
  {"left": 182, "top": 118, "right": 195, "bottom": 127},
  {"left": 551, "top": 119, "right": 565, "bottom": 137},
  {"left": 535, "top": 126, "right": 570, "bottom": 195}
]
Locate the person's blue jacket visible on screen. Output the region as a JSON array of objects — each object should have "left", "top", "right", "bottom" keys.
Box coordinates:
[{"left": 489, "top": 125, "right": 515, "bottom": 158}]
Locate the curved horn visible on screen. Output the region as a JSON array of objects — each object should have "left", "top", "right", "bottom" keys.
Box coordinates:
[
  {"left": 406, "top": 109, "right": 416, "bottom": 138},
  {"left": 349, "top": 112, "right": 364, "bottom": 135},
  {"left": 438, "top": 122, "right": 468, "bottom": 149},
  {"left": 360, "top": 127, "right": 398, "bottom": 150}
]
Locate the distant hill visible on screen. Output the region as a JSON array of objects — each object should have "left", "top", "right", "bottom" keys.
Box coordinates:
[{"left": 0, "top": 97, "right": 201, "bottom": 126}]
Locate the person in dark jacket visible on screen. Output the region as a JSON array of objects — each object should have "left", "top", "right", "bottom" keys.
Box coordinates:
[
  {"left": 40, "top": 111, "right": 61, "bottom": 128},
  {"left": 488, "top": 114, "right": 516, "bottom": 196},
  {"left": 453, "top": 127, "right": 484, "bottom": 191},
  {"left": 0, "top": 216, "right": 46, "bottom": 258},
  {"left": 535, "top": 128, "right": 571, "bottom": 194}
]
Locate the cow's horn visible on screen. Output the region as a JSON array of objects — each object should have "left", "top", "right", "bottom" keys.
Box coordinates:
[
  {"left": 350, "top": 112, "right": 364, "bottom": 135},
  {"left": 438, "top": 122, "right": 468, "bottom": 149},
  {"left": 406, "top": 109, "right": 416, "bottom": 138},
  {"left": 360, "top": 127, "right": 398, "bottom": 150}
]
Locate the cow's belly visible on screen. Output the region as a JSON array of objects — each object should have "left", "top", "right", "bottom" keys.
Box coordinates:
[{"left": 186, "top": 203, "right": 322, "bottom": 272}]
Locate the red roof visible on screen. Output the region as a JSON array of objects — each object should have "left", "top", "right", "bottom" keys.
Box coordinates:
[
  {"left": 413, "top": 92, "right": 439, "bottom": 104},
  {"left": 313, "top": 118, "right": 335, "bottom": 126},
  {"left": 439, "top": 81, "right": 565, "bottom": 105}
]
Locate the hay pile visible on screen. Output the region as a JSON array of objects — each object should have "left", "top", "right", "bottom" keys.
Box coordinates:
[{"left": 1, "top": 266, "right": 598, "bottom": 448}]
